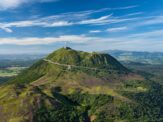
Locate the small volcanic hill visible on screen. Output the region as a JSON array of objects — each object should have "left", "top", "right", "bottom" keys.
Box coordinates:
[
  {"left": 47, "top": 47, "right": 127, "bottom": 71},
  {"left": 10, "top": 47, "right": 129, "bottom": 86},
  {"left": 0, "top": 47, "right": 162, "bottom": 122}
]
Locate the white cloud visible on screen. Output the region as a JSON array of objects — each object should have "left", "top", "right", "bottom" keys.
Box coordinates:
[
  {"left": 0, "top": 0, "right": 58, "bottom": 10},
  {"left": 0, "top": 0, "right": 25, "bottom": 9},
  {"left": 0, "top": 20, "right": 73, "bottom": 32},
  {"left": 78, "top": 14, "right": 138, "bottom": 26},
  {"left": 0, "top": 6, "right": 141, "bottom": 33},
  {"left": 124, "top": 15, "right": 163, "bottom": 30},
  {"left": 44, "top": 21, "right": 73, "bottom": 27},
  {"left": 0, "top": 12, "right": 138, "bottom": 33},
  {"left": 0, "top": 29, "right": 163, "bottom": 52},
  {"left": 0, "top": 35, "right": 98, "bottom": 45},
  {"left": 138, "top": 15, "right": 163, "bottom": 26},
  {"left": 125, "top": 12, "right": 144, "bottom": 17},
  {"left": 0, "top": 26, "right": 13, "bottom": 33},
  {"left": 128, "top": 30, "right": 163, "bottom": 38},
  {"left": 0, "top": 5, "right": 140, "bottom": 32},
  {"left": 79, "top": 15, "right": 112, "bottom": 25},
  {"left": 87, "top": 29, "right": 163, "bottom": 52},
  {"left": 112, "top": 5, "right": 138, "bottom": 10},
  {"left": 107, "top": 26, "right": 128, "bottom": 32},
  {"left": 89, "top": 30, "right": 102, "bottom": 33}
]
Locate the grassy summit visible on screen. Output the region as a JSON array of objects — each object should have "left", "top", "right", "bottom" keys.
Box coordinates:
[
  {"left": 9, "top": 47, "right": 128, "bottom": 85},
  {"left": 0, "top": 48, "right": 162, "bottom": 122},
  {"left": 47, "top": 47, "right": 127, "bottom": 71}
]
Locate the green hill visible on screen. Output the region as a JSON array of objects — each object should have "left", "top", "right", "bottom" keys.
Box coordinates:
[{"left": 0, "top": 47, "right": 162, "bottom": 122}]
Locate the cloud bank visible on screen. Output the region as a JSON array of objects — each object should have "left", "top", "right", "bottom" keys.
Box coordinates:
[{"left": 0, "top": 29, "right": 163, "bottom": 52}]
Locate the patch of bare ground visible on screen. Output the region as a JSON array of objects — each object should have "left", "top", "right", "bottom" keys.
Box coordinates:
[
  {"left": 30, "top": 76, "right": 49, "bottom": 86},
  {"left": 90, "top": 115, "right": 96, "bottom": 122}
]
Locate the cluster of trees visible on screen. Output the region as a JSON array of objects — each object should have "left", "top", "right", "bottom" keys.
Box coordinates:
[
  {"left": 34, "top": 81, "right": 163, "bottom": 122},
  {"left": 34, "top": 91, "right": 113, "bottom": 122}
]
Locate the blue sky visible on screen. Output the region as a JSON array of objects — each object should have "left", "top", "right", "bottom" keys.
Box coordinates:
[{"left": 0, "top": 0, "right": 163, "bottom": 54}]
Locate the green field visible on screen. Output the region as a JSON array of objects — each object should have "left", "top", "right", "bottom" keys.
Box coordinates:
[{"left": 0, "top": 67, "right": 26, "bottom": 77}]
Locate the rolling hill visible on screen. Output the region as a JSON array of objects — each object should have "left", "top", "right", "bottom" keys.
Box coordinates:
[{"left": 0, "top": 47, "right": 162, "bottom": 122}]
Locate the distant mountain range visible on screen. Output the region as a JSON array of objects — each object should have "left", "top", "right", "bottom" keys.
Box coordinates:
[
  {"left": 0, "top": 54, "right": 45, "bottom": 61},
  {"left": 0, "top": 54, "right": 45, "bottom": 68},
  {"left": 104, "top": 50, "right": 163, "bottom": 64}
]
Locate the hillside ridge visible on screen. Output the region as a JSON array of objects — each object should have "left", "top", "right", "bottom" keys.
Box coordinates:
[{"left": 46, "top": 47, "right": 128, "bottom": 71}]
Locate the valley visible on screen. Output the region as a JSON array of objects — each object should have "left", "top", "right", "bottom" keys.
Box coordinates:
[
  {"left": 0, "top": 55, "right": 44, "bottom": 84},
  {"left": 0, "top": 67, "right": 25, "bottom": 77}
]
